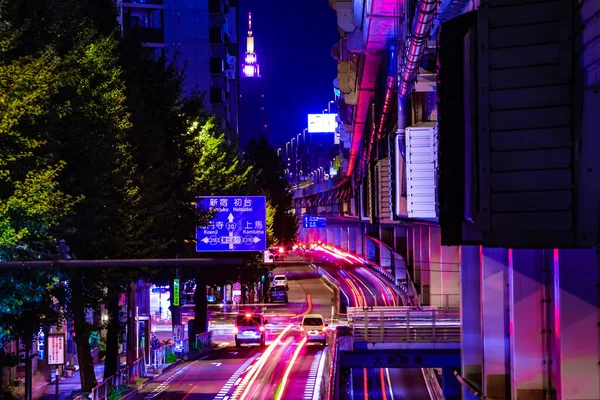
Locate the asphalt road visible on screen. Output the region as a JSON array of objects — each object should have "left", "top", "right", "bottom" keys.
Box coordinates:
[{"left": 136, "top": 258, "right": 333, "bottom": 400}]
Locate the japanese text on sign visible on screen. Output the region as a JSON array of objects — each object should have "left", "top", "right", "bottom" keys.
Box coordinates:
[
  {"left": 47, "top": 333, "right": 66, "bottom": 366},
  {"left": 173, "top": 279, "right": 180, "bottom": 306},
  {"left": 196, "top": 196, "right": 267, "bottom": 252}
]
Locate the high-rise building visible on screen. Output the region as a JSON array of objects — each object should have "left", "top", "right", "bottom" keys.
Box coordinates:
[
  {"left": 239, "top": 12, "right": 266, "bottom": 149},
  {"left": 120, "top": 0, "right": 239, "bottom": 137}
]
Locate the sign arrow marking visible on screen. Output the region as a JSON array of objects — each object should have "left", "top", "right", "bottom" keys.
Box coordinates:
[{"left": 227, "top": 213, "right": 234, "bottom": 223}]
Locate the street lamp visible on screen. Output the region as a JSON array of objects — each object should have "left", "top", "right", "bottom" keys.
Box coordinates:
[{"left": 328, "top": 100, "right": 334, "bottom": 113}]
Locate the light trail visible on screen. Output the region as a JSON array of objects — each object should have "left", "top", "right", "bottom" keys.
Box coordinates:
[
  {"left": 385, "top": 369, "right": 395, "bottom": 400},
  {"left": 379, "top": 369, "right": 388, "bottom": 400},
  {"left": 275, "top": 337, "right": 308, "bottom": 400},
  {"left": 363, "top": 368, "right": 369, "bottom": 399},
  {"left": 236, "top": 323, "right": 294, "bottom": 400},
  {"left": 347, "top": 269, "right": 377, "bottom": 306}
]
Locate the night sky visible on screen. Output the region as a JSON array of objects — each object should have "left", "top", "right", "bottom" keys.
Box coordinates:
[{"left": 238, "top": 1, "right": 339, "bottom": 146}]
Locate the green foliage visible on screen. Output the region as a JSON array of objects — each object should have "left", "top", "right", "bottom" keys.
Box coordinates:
[
  {"left": 166, "top": 351, "right": 177, "bottom": 364},
  {"left": 108, "top": 385, "right": 128, "bottom": 400},
  {"left": 0, "top": 35, "right": 80, "bottom": 259}
]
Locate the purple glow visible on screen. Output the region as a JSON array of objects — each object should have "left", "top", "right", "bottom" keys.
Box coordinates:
[{"left": 242, "top": 12, "right": 260, "bottom": 78}]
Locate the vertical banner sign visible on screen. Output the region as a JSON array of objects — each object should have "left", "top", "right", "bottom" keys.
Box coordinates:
[
  {"left": 47, "top": 333, "right": 66, "bottom": 365},
  {"left": 173, "top": 279, "right": 180, "bottom": 306}
]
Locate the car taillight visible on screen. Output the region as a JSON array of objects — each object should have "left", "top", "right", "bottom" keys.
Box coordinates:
[
  {"left": 233, "top": 327, "right": 238, "bottom": 334},
  {"left": 259, "top": 326, "right": 265, "bottom": 331}
]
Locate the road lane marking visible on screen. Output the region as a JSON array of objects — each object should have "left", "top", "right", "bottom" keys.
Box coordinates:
[
  {"left": 304, "top": 350, "right": 322, "bottom": 400},
  {"left": 312, "top": 350, "right": 327, "bottom": 400},
  {"left": 182, "top": 384, "right": 198, "bottom": 400},
  {"left": 234, "top": 378, "right": 242, "bottom": 386},
  {"left": 275, "top": 337, "right": 308, "bottom": 400},
  {"left": 214, "top": 353, "right": 260, "bottom": 400},
  {"left": 211, "top": 362, "right": 222, "bottom": 367},
  {"left": 145, "top": 361, "right": 198, "bottom": 399}
]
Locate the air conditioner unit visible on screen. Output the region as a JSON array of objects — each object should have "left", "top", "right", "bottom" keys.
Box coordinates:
[{"left": 405, "top": 122, "right": 438, "bottom": 219}]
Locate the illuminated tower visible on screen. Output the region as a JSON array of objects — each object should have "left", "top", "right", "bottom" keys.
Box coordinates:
[
  {"left": 239, "top": 12, "right": 267, "bottom": 148},
  {"left": 242, "top": 12, "right": 260, "bottom": 78}
]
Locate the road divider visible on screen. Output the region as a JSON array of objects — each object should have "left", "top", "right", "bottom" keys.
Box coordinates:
[{"left": 309, "top": 263, "right": 347, "bottom": 317}]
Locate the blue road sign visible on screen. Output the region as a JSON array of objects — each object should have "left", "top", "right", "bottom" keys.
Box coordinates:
[
  {"left": 196, "top": 196, "right": 267, "bottom": 252},
  {"left": 302, "top": 215, "right": 327, "bottom": 229}
]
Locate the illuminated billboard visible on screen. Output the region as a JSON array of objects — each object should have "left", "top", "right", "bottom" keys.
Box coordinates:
[{"left": 308, "top": 114, "right": 338, "bottom": 133}]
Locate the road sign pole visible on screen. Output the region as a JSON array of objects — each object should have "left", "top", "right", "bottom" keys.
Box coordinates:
[{"left": 55, "top": 366, "right": 59, "bottom": 400}]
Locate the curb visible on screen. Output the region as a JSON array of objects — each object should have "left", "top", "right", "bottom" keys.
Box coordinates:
[{"left": 118, "top": 347, "right": 216, "bottom": 399}]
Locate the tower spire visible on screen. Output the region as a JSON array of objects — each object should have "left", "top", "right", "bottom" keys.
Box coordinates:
[
  {"left": 248, "top": 12, "right": 252, "bottom": 36},
  {"left": 242, "top": 12, "right": 260, "bottom": 78}
]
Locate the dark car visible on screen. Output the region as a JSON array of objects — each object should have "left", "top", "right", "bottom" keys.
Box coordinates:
[
  {"left": 268, "top": 286, "right": 288, "bottom": 303},
  {"left": 234, "top": 313, "right": 267, "bottom": 347}
]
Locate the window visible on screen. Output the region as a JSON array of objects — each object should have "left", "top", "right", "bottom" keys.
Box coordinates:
[
  {"left": 210, "top": 88, "right": 223, "bottom": 104},
  {"left": 236, "top": 315, "right": 261, "bottom": 326},
  {"left": 303, "top": 318, "right": 324, "bottom": 326},
  {"left": 209, "top": 57, "right": 223, "bottom": 74},
  {"left": 209, "top": 27, "right": 223, "bottom": 44},
  {"left": 209, "top": 0, "right": 221, "bottom": 13}
]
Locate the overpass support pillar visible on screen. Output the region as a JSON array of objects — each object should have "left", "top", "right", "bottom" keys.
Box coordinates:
[
  {"left": 356, "top": 225, "right": 364, "bottom": 257},
  {"left": 379, "top": 243, "right": 392, "bottom": 272},
  {"left": 348, "top": 226, "right": 357, "bottom": 253},
  {"left": 408, "top": 225, "right": 423, "bottom": 296},
  {"left": 365, "top": 235, "right": 377, "bottom": 264},
  {"left": 509, "top": 248, "right": 600, "bottom": 400},
  {"left": 554, "top": 248, "right": 600, "bottom": 400},
  {"left": 481, "top": 248, "right": 511, "bottom": 400},
  {"left": 441, "top": 245, "right": 461, "bottom": 308},
  {"left": 460, "top": 246, "right": 483, "bottom": 400},
  {"left": 442, "top": 367, "right": 461, "bottom": 400},
  {"left": 319, "top": 227, "right": 326, "bottom": 243},
  {"left": 333, "top": 227, "right": 341, "bottom": 248},
  {"left": 341, "top": 226, "right": 349, "bottom": 252},
  {"left": 326, "top": 227, "right": 334, "bottom": 245},
  {"left": 420, "top": 226, "right": 431, "bottom": 305},
  {"left": 429, "top": 226, "right": 442, "bottom": 307},
  {"left": 509, "top": 249, "right": 554, "bottom": 400}
]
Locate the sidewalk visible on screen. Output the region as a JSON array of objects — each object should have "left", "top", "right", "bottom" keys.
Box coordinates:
[{"left": 33, "top": 363, "right": 105, "bottom": 400}]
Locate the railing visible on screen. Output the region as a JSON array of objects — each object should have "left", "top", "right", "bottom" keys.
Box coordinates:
[
  {"left": 151, "top": 343, "right": 174, "bottom": 369},
  {"left": 195, "top": 331, "right": 213, "bottom": 349},
  {"left": 89, "top": 356, "right": 147, "bottom": 400},
  {"left": 347, "top": 307, "right": 461, "bottom": 343}
]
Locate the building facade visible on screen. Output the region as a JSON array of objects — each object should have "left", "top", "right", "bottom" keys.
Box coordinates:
[
  {"left": 120, "top": 0, "right": 239, "bottom": 137},
  {"left": 291, "top": 0, "right": 600, "bottom": 399}
]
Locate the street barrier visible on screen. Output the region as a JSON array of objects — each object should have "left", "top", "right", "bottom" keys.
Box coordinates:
[
  {"left": 89, "top": 355, "right": 147, "bottom": 400},
  {"left": 195, "top": 331, "right": 213, "bottom": 349},
  {"left": 151, "top": 343, "right": 174, "bottom": 370}
]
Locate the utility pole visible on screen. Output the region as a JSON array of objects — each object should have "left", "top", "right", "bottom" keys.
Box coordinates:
[{"left": 126, "top": 281, "right": 137, "bottom": 366}]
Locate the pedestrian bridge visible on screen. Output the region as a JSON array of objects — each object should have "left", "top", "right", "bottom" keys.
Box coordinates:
[
  {"left": 328, "top": 307, "right": 463, "bottom": 399},
  {"left": 347, "top": 306, "right": 461, "bottom": 350}
]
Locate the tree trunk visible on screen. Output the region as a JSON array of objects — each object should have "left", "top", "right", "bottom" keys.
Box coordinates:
[
  {"left": 191, "top": 274, "right": 208, "bottom": 339},
  {"left": 71, "top": 273, "right": 98, "bottom": 392},
  {"left": 103, "top": 285, "right": 121, "bottom": 380}
]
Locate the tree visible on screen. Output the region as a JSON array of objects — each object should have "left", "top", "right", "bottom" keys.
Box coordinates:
[
  {"left": 245, "top": 134, "right": 298, "bottom": 245},
  {"left": 0, "top": 32, "right": 79, "bottom": 391},
  {"left": 182, "top": 116, "right": 255, "bottom": 339}
]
